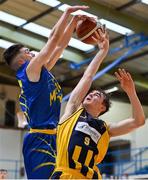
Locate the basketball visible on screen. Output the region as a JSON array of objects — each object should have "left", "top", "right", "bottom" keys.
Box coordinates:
[{"left": 76, "top": 18, "right": 102, "bottom": 45}]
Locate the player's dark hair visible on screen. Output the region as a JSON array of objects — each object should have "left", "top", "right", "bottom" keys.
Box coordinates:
[
  {"left": 99, "top": 90, "right": 111, "bottom": 116},
  {"left": 0, "top": 169, "right": 7, "bottom": 173},
  {"left": 3, "top": 44, "right": 24, "bottom": 66}
]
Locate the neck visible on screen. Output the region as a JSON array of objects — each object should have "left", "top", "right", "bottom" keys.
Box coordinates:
[
  {"left": 14, "top": 62, "right": 25, "bottom": 71},
  {"left": 84, "top": 106, "right": 100, "bottom": 118}
]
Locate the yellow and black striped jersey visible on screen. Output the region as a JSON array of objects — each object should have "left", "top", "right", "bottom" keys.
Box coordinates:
[{"left": 54, "top": 107, "right": 110, "bottom": 179}]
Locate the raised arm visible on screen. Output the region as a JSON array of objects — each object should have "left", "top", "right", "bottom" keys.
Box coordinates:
[
  {"left": 45, "top": 15, "right": 87, "bottom": 71},
  {"left": 64, "top": 28, "right": 109, "bottom": 116},
  {"left": 109, "top": 69, "right": 145, "bottom": 137},
  {"left": 26, "top": 5, "right": 89, "bottom": 82}
]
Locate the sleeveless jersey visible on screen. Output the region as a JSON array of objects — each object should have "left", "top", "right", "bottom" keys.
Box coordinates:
[
  {"left": 55, "top": 108, "right": 110, "bottom": 179},
  {"left": 16, "top": 61, "right": 63, "bottom": 129}
]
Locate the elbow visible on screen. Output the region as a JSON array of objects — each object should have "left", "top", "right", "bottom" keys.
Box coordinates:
[
  {"left": 139, "top": 115, "right": 145, "bottom": 126},
  {"left": 139, "top": 118, "right": 145, "bottom": 126},
  {"left": 135, "top": 117, "right": 145, "bottom": 128}
]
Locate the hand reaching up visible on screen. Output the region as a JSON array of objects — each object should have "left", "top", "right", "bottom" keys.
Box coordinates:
[{"left": 115, "top": 69, "right": 136, "bottom": 95}]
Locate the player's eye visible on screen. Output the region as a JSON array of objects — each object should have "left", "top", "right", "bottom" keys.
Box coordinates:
[
  {"left": 24, "top": 49, "right": 30, "bottom": 54},
  {"left": 95, "top": 93, "right": 100, "bottom": 97}
]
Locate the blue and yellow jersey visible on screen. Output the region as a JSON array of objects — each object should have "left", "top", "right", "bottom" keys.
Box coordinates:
[
  {"left": 54, "top": 108, "right": 110, "bottom": 179},
  {"left": 16, "top": 61, "right": 63, "bottom": 129}
]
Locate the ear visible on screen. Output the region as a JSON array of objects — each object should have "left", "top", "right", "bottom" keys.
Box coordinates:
[
  {"left": 18, "top": 59, "right": 25, "bottom": 65},
  {"left": 101, "top": 104, "right": 106, "bottom": 112}
]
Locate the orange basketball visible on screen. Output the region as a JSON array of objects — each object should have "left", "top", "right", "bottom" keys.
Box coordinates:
[{"left": 76, "top": 18, "right": 102, "bottom": 45}]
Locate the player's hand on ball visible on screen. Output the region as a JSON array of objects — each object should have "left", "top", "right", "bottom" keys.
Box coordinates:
[
  {"left": 92, "top": 27, "right": 109, "bottom": 51},
  {"left": 73, "top": 15, "right": 88, "bottom": 23}
]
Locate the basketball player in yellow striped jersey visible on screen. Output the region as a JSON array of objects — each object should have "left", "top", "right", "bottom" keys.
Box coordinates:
[{"left": 51, "top": 28, "right": 145, "bottom": 179}]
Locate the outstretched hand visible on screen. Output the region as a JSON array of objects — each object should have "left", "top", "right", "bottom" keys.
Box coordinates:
[
  {"left": 92, "top": 27, "right": 109, "bottom": 52},
  {"left": 115, "top": 69, "right": 136, "bottom": 94}
]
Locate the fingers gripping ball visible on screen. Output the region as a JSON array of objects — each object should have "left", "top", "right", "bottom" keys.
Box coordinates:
[{"left": 76, "top": 18, "right": 103, "bottom": 45}]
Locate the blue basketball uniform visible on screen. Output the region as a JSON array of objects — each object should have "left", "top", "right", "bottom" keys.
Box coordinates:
[{"left": 16, "top": 61, "right": 63, "bottom": 179}]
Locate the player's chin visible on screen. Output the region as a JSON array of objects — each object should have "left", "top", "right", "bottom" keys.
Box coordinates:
[
  {"left": 86, "top": 100, "right": 94, "bottom": 106},
  {"left": 83, "top": 100, "right": 91, "bottom": 106}
]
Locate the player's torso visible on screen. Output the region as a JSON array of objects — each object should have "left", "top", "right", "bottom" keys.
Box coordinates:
[
  {"left": 16, "top": 63, "right": 63, "bottom": 129},
  {"left": 56, "top": 108, "right": 110, "bottom": 179}
]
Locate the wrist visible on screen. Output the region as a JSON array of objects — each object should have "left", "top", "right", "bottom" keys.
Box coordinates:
[
  {"left": 99, "top": 48, "right": 109, "bottom": 55},
  {"left": 65, "top": 8, "right": 72, "bottom": 14},
  {"left": 98, "top": 42, "right": 109, "bottom": 52},
  {"left": 126, "top": 89, "right": 137, "bottom": 97}
]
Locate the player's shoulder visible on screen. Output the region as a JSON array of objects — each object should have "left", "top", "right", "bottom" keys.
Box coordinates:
[{"left": 59, "top": 107, "right": 84, "bottom": 125}]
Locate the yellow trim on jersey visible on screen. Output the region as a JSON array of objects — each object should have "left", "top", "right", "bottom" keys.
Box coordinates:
[
  {"left": 72, "top": 146, "right": 82, "bottom": 169},
  {"left": 84, "top": 150, "right": 93, "bottom": 167},
  {"left": 18, "top": 80, "right": 22, "bottom": 88},
  {"left": 56, "top": 108, "right": 84, "bottom": 169},
  {"left": 96, "top": 130, "right": 110, "bottom": 163},
  {"left": 87, "top": 167, "right": 94, "bottom": 179},
  {"left": 72, "top": 145, "right": 81, "bottom": 161},
  {"left": 29, "top": 128, "right": 56, "bottom": 135},
  {"left": 55, "top": 167, "right": 86, "bottom": 179},
  {"left": 24, "top": 112, "right": 30, "bottom": 121},
  {"left": 19, "top": 102, "right": 29, "bottom": 110},
  {"left": 73, "top": 160, "right": 82, "bottom": 170},
  {"left": 20, "top": 94, "right": 26, "bottom": 101},
  {"left": 58, "top": 107, "right": 84, "bottom": 125},
  {"left": 37, "top": 137, "right": 56, "bottom": 156},
  {"left": 18, "top": 80, "right": 24, "bottom": 93},
  {"left": 32, "top": 149, "right": 55, "bottom": 158},
  {"left": 33, "top": 162, "right": 55, "bottom": 171}
]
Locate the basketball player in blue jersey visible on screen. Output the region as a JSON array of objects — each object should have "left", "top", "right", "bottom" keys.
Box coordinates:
[
  {"left": 51, "top": 29, "right": 145, "bottom": 179},
  {"left": 3, "top": 6, "right": 89, "bottom": 179}
]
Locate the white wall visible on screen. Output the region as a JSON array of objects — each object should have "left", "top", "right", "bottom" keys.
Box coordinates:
[
  {"left": 0, "top": 129, "right": 22, "bottom": 160},
  {"left": 101, "top": 100, "right": 148, "bottom": 122},
  {"left": 0, "top": 128, "right": 25, "bottom": 178},
  {"left": 100, "top": 100, "right": 148, "bottom": 148}
]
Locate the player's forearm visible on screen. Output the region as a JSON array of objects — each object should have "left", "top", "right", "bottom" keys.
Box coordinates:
[
  {"left": 32, "top": 10, "right": 72, "bottom": 68},
  {"left": 49, "top": 10, "right": 71, "bottom": 40},
  {"left": 67, "top": 76, "right": 92, "bottom": 109},
  {"left": 127, "top": 91, "right": 145, "bottom": 126},
  {"left": 45, "top": 46, "right": 63, "bottom": 71},
  {"left": 76, "top": 49, "right": 108, "bottom": 99},
  {"left": 49, "top": 16, "right": 78, "bottom": 60},
  {"left": 58, "top": 16, "right": 77, "bottom": 49},
  {"left": 43, "top": 10, "right": 74, "bottom": 64},
  {"left": 84, "top": 48, "right": 108, "bottom": 78},
  {"left": 45, "top": 17, "right": 77, "bottom": 70},
  {"left": 42, "top": 10, "right": 71, "bottom": 60},
  {"left": 68, "top": 49, "right": 108, "bottom": 107}
]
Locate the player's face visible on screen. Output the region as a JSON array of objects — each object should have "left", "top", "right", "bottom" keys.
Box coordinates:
[
  {"left": 83, "top": 90, "right": 106, "bottom": 113},
  {"left": 0, "top": 170, "right": 8, "bottom": 179},
  {"left": 20, "top": 47, "right": 35, "bottom": 61},
  {"left": 11, "top": 47, "right": 36, "bottom": 69}
]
